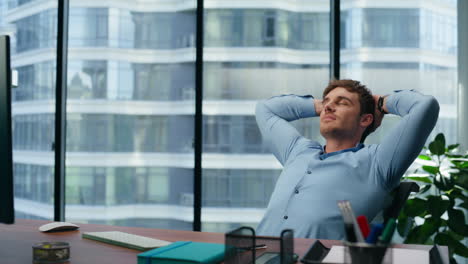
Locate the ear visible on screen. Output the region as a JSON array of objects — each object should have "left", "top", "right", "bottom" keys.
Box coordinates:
[{"left": 360, "top": 113, "right": 373, "bottom": 129}]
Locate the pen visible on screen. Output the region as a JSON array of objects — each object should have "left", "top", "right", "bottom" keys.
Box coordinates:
[
  {"left": 338, "top": 202, "right": 355, "bottom": 242},
  {"left": 253, "top": 244, "right": 267, "bottom": 250},
  {"left": 378, "top": 218, "right": 396, "bottom": 244},
  {"left": 365, "top": 223, "right": 384, "bottom": 244},
  {"left": 238, "top": 244, "right": 267, "bottom": 250},
  {"left": 356, "top": 215, "right": 370, "bottom": 239},
  {"left": 337, "top": 201, "right": 364, "bottom": 242},
  {"left": 344, "top": 223, "right": 357, "bottom": 243},
  {"left": 345, "top": 204, "right": 365, "bottom": 243}
]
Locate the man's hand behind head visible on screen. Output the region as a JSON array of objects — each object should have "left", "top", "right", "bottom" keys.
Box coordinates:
[
  {"left": 314, "top": 99, "right": 323, "bottom": 116},
  {"left": 372, "top": 95, "right": 385, "bottom": 132}
]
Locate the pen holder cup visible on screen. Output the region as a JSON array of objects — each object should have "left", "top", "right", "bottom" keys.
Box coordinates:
[{"left": 343, "top": 242, "right": 391, "bottom": 264}]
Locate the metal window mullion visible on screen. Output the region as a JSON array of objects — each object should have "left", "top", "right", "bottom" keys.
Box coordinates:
[
  {"left": 330, "top": 0, "right": 340, "bottom": 80},
  {"left": 54, "top": 0, "right": 69, "bottom": 221},
  {"left": 0, "top": 36, "right": 14, "bottom": 224},
  {"left": 458, "top": 0, "right": 468, "bottom": 152},
  {"left": 193, "top": 0, "right": 204, "bottom": 231}
]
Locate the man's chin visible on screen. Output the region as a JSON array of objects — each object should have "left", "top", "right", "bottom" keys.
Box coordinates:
[
  {"left": 320, "top": 126, "right": 340, "bottom": 138},
  {"left": 319, "top": 127, "right": 333, "bottom": 138}
]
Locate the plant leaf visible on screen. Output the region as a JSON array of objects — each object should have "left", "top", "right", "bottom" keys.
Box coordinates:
[
  {"left": 403, "top": 198, "right": 427, "bottom": 217},
  {"left": 447, "top": 208, "right": 468, "bottom": 236},
  {"left": 446, "top": 154, "right": 463, "bottom": 158},
  {"left": 404, "top": 218, "right": 440, "bottom": 245},
  {"left": 434, "top": 177, "right": 454, "bottom": 192},
  {"left": 451, "top": 160, "right": 468, "bottom": 168},
  {"left": 447, "top": 230, "right": 465, "bottom": 241},
  {"left": 434, "top": 232, "right": 468, "bottom": 258},
  {"left": 404, "top": 176, "right": 432, "bottom": 184},
  {"left": 453, "top": 172, "right": 468, "bottom": 190},
  {"left": 421, "top": 217, "right": 441, "bottom": 238},
  {"left": 447, "top": 144, "right": 459, "bottom": 151},
  {"left": 448, "top": 189, "right": 468, "bottom": 205},
  {"left": 460, "top": 202, "right": 468, "bottom": 210},
  {"left": 429, "top": 137, "right": 445, "bottom": 156},
  {"left": 418, "top": 154, "right": 432, "bottom": 161},
  {"left": 419, "top": 184, "right": 431, "bottom": 194},
  {"left": 404, "top": 226, "right": 426, "bottom": 244},
  {"left": 397, "top": 215, "right": 412, "bottom": 237},
  {"left": 427, "top": 195, "right": 450, "bottom": 218},
  {"left": 422, "top": 165, "right": 439, "bottom": 175},
  {"left": 435, "top": 133, "right": 446, "bottom": 149}
]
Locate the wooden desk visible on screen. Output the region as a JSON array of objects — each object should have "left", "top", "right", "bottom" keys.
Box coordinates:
[{"left": 0, "top": 219, "right": 447, "bottom": 263}]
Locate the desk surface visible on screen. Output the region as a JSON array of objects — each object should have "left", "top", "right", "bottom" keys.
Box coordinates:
[{"left": 0, "top": 219, "right": 447, "bottom": 264}]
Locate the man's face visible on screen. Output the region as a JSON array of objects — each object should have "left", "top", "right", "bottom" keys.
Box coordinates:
[{"left": 319, "top": 87, "right": 363, "bottom": 139}]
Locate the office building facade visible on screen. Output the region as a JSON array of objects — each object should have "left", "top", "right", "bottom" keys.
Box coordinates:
[{"left": 2, "top": 0, "right": 457, "bottom": 232}]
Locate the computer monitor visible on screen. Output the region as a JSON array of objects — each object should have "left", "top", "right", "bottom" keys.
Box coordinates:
[{"left": 0, "top": 35, "right": 15, "bottom": 224}]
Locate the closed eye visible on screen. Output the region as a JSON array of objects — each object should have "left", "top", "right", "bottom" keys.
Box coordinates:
[{"left": 337, "top": 96, "right": 353, "bottom": 105}]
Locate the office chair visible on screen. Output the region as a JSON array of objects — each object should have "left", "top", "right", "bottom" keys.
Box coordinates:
[{"left": 382, "top": 181, "right": 420, "bottom": 225}]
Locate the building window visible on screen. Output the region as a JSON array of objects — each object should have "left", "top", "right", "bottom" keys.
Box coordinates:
[{"left": 263, "top": 13, "right": 276, "bottom": 45}]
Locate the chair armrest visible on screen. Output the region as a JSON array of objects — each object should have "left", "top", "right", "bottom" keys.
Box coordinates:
[{"left": 383, "top": 181, "right": 420, "bottom": 224}]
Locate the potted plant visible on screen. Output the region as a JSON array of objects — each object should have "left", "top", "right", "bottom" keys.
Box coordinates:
[{"left": 397, "top": 133, "right": 468, "bottom": 263}]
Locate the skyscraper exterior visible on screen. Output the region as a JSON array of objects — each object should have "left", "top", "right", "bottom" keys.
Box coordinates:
[{"left": 2, "top": 0, "right": 457, "bottom": 232}]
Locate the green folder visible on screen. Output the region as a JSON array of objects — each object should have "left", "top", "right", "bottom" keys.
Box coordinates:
[{"left": 137, "top": 241, "right": 225, "bottom": 264}]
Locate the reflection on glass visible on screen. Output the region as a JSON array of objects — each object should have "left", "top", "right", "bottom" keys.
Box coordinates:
[
  {"left": 63, "top": 1, "right": 197, "bottom": 229},
  {"left": 201, "top": 3, "right": 330, "bottom": 232},
  {"left": 67, "top": 61, "right": 194, "bottom": 101},
  {"left": 2, "top": 0, "right": 57, "bottom": 220},
  {"left": 340, "top": 1, "right": 457, "bottom": 145},
  {"left": 4, "top": 0, "right": 458, "bottom": 235},
  {"left": 3, "top": 0, "right": 197, "bottom": 229}
]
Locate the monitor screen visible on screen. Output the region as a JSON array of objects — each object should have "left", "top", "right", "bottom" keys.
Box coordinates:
[{"left": 0, "top": 35, "right": 15, "bottom": 224}]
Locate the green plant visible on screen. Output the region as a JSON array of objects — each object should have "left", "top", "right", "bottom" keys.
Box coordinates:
[{"left": 397, "top": 133, "right": 468, "bottom": 263}]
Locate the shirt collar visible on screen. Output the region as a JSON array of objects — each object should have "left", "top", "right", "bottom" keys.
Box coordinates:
[{"left": 319, "top": 143, "right": 364, "bottom": 160}]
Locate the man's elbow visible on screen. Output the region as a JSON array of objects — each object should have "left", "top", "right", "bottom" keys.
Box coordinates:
[
  {"left": 255, "top": 100, "right": 269, "bottom": 117},
  {"left": 422, "top": 95, "right": 440, "bottom": 125}
]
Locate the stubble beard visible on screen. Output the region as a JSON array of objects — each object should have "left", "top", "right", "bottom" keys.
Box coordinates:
[{"left": 319, "top": 122, "right": 357, "bottom": 141}]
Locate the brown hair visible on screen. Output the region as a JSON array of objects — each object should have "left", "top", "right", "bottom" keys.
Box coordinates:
[{"left": 323, "top": 79, "right": 375, "bottom": 143}]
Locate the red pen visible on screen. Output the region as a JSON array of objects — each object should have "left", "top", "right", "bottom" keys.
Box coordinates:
[{"left": 356, "top": 215, "right": 371, "bottom": 239}]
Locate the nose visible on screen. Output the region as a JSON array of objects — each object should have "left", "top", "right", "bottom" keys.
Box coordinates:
[{"left": 324, "top": 101, "right": 335, "bottom": 113}]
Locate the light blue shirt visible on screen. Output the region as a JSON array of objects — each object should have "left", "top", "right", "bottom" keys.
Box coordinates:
[{"left": 255, "top": 90, "right": 439, "bottom": 239}]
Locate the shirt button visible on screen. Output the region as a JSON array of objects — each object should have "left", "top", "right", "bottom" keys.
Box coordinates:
[
  {"left": 283, "top": 215, "right": 288, "bottom": 220},
  {"left": 294, "top": 189, "right": 299, "bottom": 194},
  {"left": 307, "top": 170, "right": 311, "bottom": 174}
]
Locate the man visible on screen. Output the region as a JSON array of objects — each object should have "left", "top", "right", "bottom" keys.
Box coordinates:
[{"left": 255, "top": 79, "right": 439, "bottom": 239}]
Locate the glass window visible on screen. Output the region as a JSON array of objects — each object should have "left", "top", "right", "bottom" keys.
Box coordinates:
[
  {"left": 204, "top": 9, "right": 329, "bottom": 49},
  {"left": 69, "top": 8, "right": 108, "bottom": 47},
  {"left": 14, "top": 62, "right": 55, "bottom": 101},
  {"left": 340, "top": 4, "right": 458, "bottom": 146},
  {"left": 204, "top": 62, "right": 329, "bottom": 100},
  {"left": 4, "top": 4, "right": 57, "bottom": 220},
  {"left": 263, "top": 13, "right": 276, "bottom": 44},
  {"left": 14, "top": 10, "right": 57, "bottom": 52},
  {"left": 64, "top": 2, "right": 196, "bottom": 230},
  {"left": 202, "top": 5, "right": 330, "bottom": 232},
  {"left": 3, "top": 0, "right": 459, "bottom": 236},
  {"left": 68, "top": 60, "right": 195, "bottom": 101},
  {"left": 361, "top": 8, "right": 419, "bottom": 48}
]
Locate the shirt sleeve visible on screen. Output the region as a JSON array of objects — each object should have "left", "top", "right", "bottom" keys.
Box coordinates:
[
  {"left": 255, "top": 94, "right": 318, "bottom": 166},
  {"left": 372, "top": 90, "right": 440, "bottom": 191}
]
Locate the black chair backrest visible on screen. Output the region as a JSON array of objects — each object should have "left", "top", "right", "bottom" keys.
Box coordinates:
[{"left": 383, "top": 181, "right": 420, "bottom": 224}]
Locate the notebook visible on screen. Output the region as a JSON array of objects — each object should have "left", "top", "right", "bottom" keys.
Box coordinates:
[
  {"left": 82, "top": 231, "right": 172, "bottom": 251},
  {"left": 137, "top": 241, "right": 225, "bottom": 264}
]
